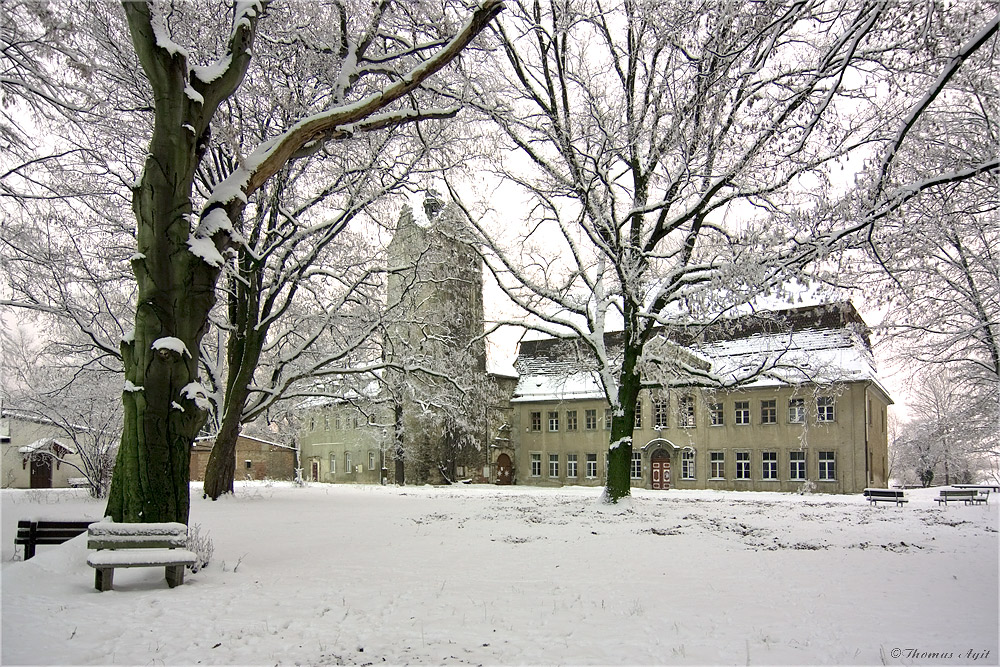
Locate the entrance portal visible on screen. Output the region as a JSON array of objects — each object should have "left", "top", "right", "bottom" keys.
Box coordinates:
[
  {"left": 496, "top": 453, "right": 513, "bottom": 485},
  {"left": 651, "top": 449, "right": 670, "bottom": 490}
]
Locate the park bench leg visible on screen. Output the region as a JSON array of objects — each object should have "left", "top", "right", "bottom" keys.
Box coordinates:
[
  {"left": 165, "top": 565, "right": 185, "bottom": 588},
  {"left": 95, "top": 568, "right": 114, "bottom": 592}
]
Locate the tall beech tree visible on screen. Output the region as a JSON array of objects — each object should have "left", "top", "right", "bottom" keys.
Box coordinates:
[
  {"left": 455, "top": 0, "right": 985, "bottom": 501},
  {"left": 104, "top": 0, "right": 503, "bottom": 523}
]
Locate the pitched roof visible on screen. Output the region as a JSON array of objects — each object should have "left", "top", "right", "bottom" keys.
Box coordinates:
[{"left": 513, "top": 302, "right": 891, "bottom": 402}]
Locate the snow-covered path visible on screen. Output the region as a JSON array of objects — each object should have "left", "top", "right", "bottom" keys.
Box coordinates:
[{"left": 2, "top": 483, "right": 997, "bottom": 665}]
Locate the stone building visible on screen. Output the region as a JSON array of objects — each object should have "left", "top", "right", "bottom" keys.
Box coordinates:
[
  {"left": 190, "top": 434, "right": 296, "bottom": 483},
  {"left": 505, "top": 303, "right": 893, "bottom": 494},
  {"left": 297, "top": 193, "right": 509, "bottom": 486}
]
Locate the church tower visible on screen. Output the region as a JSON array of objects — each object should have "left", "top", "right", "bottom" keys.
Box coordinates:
[{"left": 384, "top": 191, "right": 487, "bottom": 484}]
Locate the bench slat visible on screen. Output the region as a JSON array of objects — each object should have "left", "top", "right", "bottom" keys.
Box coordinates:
[{"left": 88, "top": 548, "right": 198, "bottom": 568}]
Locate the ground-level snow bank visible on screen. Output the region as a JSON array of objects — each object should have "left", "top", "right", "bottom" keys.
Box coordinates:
[{"left": 2, "top": 483, "right": 997, "bottom": 665}]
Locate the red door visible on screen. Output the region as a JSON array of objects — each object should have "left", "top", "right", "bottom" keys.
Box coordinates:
[
  {"left": 496, "top": 453, "right": 513, "bottom": 485},
  {"left": 651, "top": 450, "right": 670, "bottom": 490}
]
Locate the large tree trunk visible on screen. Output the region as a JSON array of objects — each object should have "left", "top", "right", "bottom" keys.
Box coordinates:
[
  {"left": 105, "top": 2, "right": 260, "bottom": 523},
  {"left": 604, "top": 337, "right": 642, "bottom": 503}
]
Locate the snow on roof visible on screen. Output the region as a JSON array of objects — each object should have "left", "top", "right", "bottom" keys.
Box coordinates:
[
  {"left": 513, "top": 302, "right": 892, "bottom": 402},
  {"left": 18, "top": 438, "right": 75, "bottom": 456}
]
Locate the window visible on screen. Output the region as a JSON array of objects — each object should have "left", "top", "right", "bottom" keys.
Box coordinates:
[
  {"left": 789, "top": 451, "right": 806, "bottom": 480},
  {"left": 585, "top": 409, "right": 598, "bottom": 430},
  {"left": 369, "top": 451, "right": 376, "bottom": 470},
  {"left": 605, "top": 409, "right": 613, "bottom": 430},
  {"left": 567, "top": 454, "right": 578, "bottom": 478},
  {"left": 653, "top": 397, "right": 669, "bottom": 429},
  {"left": 530, "top": 411, "right": 542, "bottom": 432},
  {"left": 335, "top": 416, "right": 342, "bottom": 430},
  {"left": 819, "top": 451, "right": 836, "bottom": 480},
  {"left": 324, "top": 416, "right": 330, "bottom": 431},
  {"left": 735, "top": 451, "right": 751, "bottom": 479},
  {"left": 244, "top": 459, "right": 252, "bottom": 470},
  {"left": 345, "top": 452, "right": 352, "bottom": 472},
  {"left": 566, "top": 410, "right": 578, "bottom": 431},
  {"left": 586, "top": 453, "right": 598, "bottom": 478},
  {"left": 760, "top": 399, "right": 776, "bottom": 424},
  {"left": 329, "top": 453, "right": 336, "bottom": 474},
  {"left": 549, "top": 453, "right": 559, "bottom": 477},
  {"left": 531, "top": 453, "right": 541, "bottom": 477},
  {"left": 678, "top": 395, "right": 696, "bottom": 428},
  {"left": 788, "top": 398, "right": 805, "bottom": 424},
  {"left": 634, "top": 401, "right": 643, "bottom": 429},
  {"left": 353, "top": 416, "right": 359, "bottom": 429},
  {"left": 761, "top": 451, "right": 778, "bottom": 480},
  {"left": 734, "top": 401, "right": 750, "bottom": 425},
  {"left": 681, "top": 450, "right": 696, "bottom": 480},
  {"left": 630, "top": 451, "right": 642, "bottom": 479},
  {"left": 548, "top": 411, "right": 559, "bottom": 432},
  {"left": 710, "top": 451, "right": 725, "bottom": 479},
  {"left": 709, "top": 403, "right": 724, "bottom": 426},
  {"left": 309, "top": 417, "right": 315, "bottom": 431},
  {"left": 817, "top": 396, "right": 836, "bottom": 422}
]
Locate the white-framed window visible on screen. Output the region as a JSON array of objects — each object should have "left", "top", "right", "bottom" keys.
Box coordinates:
[
  {"left": 710, "top": 451, "right": 725, "bottom": 479},
  {"left": 761, "top": 451, "right": 778, "bottom": 480},
  {"left": 789, "top": 451, "right": 806, "bottom": 480},
  {"left": 548, "top": 411, "right": 559, "bottom": 432},
  {"left": 681, "top": 449, "right": 696, "bottom": 479},
  {"left": 566, "top": 410, "right": 578, "bottom": 431},
  {"left": 329, "top": 453, "right": 336, "bottom": 474},
  {"left": 324, "top": 416, "right": 330, "bottom": 430},
  {"left": 309, "top": 417, "right": 315, "bottom": 431},
  {"left": 760, "top": 399, "right": 777, "bottom": 425},
  {"left": 549, "top": 453, "right": 559, "bottom": 477},
  {"left": 335, "top": 416, "right": 342, "bottom": 430},
  {"left": 530, "top": 411, "right": 542, "bottom": 432},
  {"left": 734, "top": 401, "right": 750, "bottom": 425},
  {"left": 709, "top": 402, "right": 724, "bottom": 426},
  {"left": 585, "top": 409, "right": 598, "bottom": 430},
  {"left": 244, "top": 459, "right": 252, "bottom": 470},
  {"left": 369, "top": 451, "right": 376, "bottom": 470},
  {"left": 819, "top": 451, "right": 836, "bottom": 480},
  {"left": 788, "top": 398, "right": 805, "bottom": 424},
  {"left": 586, "top": 453, "right": 598, "bottom": 478},
  {"left": 634, "top": 401, "right": 643, "bottom": 429},
  {"left": 567, "top": 454, "right": 578, "bottom": 478},
  {"left": 735, "top": 451, "right": 751, "bottom": 479},
  {"left": 630, "top": 451, "right": 642, "bottom": 479},
  {"left": 653, "top": 397, "right": 669, "bottom": 429},
  {"left": 345, "top": 451, "right": 352, "bottom": 472},
  {"left": 678, "top": 395, "right": 696, "bottom": 428},
  {"left": 530, "top": 452, "right": 541, "bottom": 477},
  {"left": 817, "top": 396, "right": 836, "bottom": 422},
  {"left": 604, "top": 408, "right": 613, "bottom": 430}
]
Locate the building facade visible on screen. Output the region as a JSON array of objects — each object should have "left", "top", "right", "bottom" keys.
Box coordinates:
[
  {"left": 190, "top": 434, "right": 297, "bottom": 483},
  {"left": 1, "top": 411, "right": 86, "bottom": 489},
  {"left": 506, "top": 303, "right": 893, "bottom": 494}
]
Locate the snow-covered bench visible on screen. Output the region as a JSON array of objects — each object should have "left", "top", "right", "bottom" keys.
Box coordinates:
[
  {"left": 15, "top": 520, "right": 93, "bottom": 560},
  {"left": 863, "top": 488, "right": 907, "bottom": 507},
  {"left": 935, "top": 489, "right": 979, "bottom": 506},
  {"left": 86, "top": 521, "right": 197, "bottom": 591}
]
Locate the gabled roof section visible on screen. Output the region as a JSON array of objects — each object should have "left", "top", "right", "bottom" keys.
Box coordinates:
[{"left": 513, "top": 302, "right": 891, "bottom": 402}]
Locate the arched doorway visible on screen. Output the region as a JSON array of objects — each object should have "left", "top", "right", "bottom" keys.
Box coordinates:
[
  {"left": 496, "top": 453, "right": 513, "bottom": 485},
  {"left": 651, "top": 449, "right": 671, "bottom": 490}
]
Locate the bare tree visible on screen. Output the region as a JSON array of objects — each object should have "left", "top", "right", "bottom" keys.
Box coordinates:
[
  {"left": 451, "top": 0, "right": 927, "bottom": 501},
  {"left": 1, "top": 323, "right": 120, "bottom": 497}
]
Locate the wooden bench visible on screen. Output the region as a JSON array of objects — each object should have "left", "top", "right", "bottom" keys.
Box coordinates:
[
  {"left": 863, "top": 488, "right": 908, "bottom": 507},
  {"left": 935, "top": 489, "right": 979, "bottom": 506},
  {"left": 15, "top": 520, "right": 93, "bottom": 560},
  {"left": 86, "top": 521, "right": 197, "bottom": 591}
]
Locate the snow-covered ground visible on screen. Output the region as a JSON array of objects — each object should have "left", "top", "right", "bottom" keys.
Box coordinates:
[{"left": 2, "top": 483, "right": 997, "bottom": 666}]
